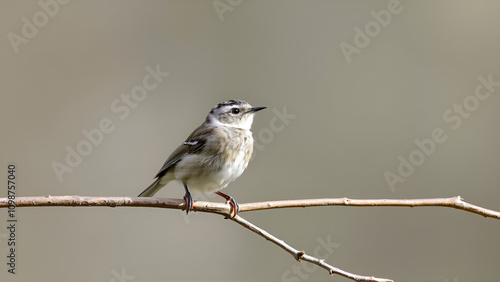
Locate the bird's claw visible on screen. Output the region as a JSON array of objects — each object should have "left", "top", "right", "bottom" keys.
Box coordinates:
[
  {"left": 183, "top": 192, "right": 194, "bottom": 214},
  {"left": 216, "top": 191, "right": 239, "bottom": 218},
  {"left": 226, "top": 197, "right": 239, "bottom": 217}
]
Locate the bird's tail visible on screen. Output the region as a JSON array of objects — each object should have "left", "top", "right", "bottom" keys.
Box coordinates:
[{"left": 138, "top": 178, "right": 165, "bottom": 197}]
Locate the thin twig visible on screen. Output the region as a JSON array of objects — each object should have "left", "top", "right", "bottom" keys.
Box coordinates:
[{"left": 231, "top": 215, "right": 392, "bottom": 282}]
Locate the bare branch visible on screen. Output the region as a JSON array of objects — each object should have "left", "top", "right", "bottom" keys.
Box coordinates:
[
  {"left": 231, "top": 215, "right": 392, "bottom": 282},
  {"left": 0, "top": 195, "right": 230, "bottom": 215},
  {"left": 1, "top": 195, "right": 499, "bottom": 219},
  {"left": 1, "top": 195, "right": 499, "bottom": 282},
  {"left": 238, "top": 196, "right": 500, "bottom": 219}
]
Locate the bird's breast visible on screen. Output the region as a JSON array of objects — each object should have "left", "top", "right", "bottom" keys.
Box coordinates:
[{"left": 174, "top": 128, "right": 254, "bottom": 194}]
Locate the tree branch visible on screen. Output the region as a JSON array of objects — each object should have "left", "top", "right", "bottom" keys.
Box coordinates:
[
  {"left": 1, "top": 195, "right": 498, "bottom": 219},
  {"left": 1, "top": 195, "right": 499, "bottom": 281},
  {"left": 238, "top": 196, "right": 500, "bottom": 219}
]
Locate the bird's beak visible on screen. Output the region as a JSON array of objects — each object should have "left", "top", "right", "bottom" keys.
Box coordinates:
[{"left": 248, "top": 106, "right": 267, "bottom": 114}]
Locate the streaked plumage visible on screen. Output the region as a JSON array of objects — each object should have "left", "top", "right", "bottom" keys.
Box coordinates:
[{"left": 138, "top": 100, "right": 266, "bottom": 216}]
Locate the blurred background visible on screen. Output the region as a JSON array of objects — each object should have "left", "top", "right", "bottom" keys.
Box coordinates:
[{"left": 1, "top": 1, "right": 500, "bottom": 281}]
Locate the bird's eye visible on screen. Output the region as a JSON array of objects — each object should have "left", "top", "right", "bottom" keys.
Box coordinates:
[{"left": 231, "top": 108, "right": 240, "bottom": 114}]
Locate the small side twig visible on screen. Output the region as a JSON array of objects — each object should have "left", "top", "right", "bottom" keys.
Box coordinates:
[{"left": 231, "top": 215, "right": 392, "bottom": 282}]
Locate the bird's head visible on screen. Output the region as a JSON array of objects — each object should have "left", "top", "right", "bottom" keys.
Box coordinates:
[{"left": 207, "top": 100, "right": 266, "bottom": 130}]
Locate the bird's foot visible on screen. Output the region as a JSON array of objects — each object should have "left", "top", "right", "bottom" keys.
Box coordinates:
[
  {"left": 215, "top": 191, "right": 239, "bottom": 218},
  {"left": 183, "top": 191, "right": 194, "bottom": 214}
]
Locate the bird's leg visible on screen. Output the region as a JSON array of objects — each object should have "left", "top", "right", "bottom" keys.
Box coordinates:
[
  {"left": 183, "top": 183, "right": 194, "bottom": 214},
  {"left": 215, "top": 191, "right": 239, "bottom": 217}
]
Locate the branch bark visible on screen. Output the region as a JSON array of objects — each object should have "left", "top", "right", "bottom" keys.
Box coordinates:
[
  {"left": 238, "top": 196, "right": 500, "bottom": 219},
  {"left": 1, "top": 195, "right": 499, "bottom": 281},
  {"left": 1, "top": 195, "right": 498, "bottom": 219}
]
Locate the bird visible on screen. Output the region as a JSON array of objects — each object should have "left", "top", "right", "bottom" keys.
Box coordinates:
[{"left": 138, "top": 99, "right": 266, "bottom": 217}]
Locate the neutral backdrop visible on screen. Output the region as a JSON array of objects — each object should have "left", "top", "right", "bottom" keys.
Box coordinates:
[{"left": 1, "top": 1, "right": 500, "bottom": 282}]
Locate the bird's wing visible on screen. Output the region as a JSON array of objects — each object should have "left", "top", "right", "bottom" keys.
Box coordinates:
[{"left": 154, "top": 124, "right": 211, "bottom": 178}]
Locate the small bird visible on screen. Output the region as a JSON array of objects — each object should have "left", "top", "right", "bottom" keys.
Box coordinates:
[{"left": 138, "top": 100, "right": 266, "bottom": 216}]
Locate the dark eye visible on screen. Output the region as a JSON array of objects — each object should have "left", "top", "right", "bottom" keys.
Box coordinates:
[{"left": 231, "top": 108, "right": 240, "bottom": 114}]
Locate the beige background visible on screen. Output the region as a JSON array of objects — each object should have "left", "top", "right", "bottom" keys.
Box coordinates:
[{"left": 1, "top": 1, "right": 500, "bottom": 281}]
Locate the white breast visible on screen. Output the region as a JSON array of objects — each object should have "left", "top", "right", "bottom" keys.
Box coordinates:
[{"left": 173, "top": 131, "right": 253, "bottom": 195}]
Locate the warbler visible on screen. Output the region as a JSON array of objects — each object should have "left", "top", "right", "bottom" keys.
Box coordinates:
[{"left": 138, "top": 99, "right": 266, "bottom": 216}]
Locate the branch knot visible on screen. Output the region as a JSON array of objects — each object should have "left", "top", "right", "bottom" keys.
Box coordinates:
[{"left": 295, "top": 250, "right": 305, "bottom": 261}]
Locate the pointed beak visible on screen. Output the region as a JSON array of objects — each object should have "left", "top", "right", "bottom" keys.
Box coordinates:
[{"left": 248, "top": 106, "right": 267, "bottom": 114}]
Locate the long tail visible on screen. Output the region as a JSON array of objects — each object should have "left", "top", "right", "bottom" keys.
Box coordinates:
[{"left": 138, "top": 178, "right": 165, "bottom": 197}]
